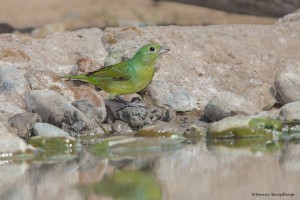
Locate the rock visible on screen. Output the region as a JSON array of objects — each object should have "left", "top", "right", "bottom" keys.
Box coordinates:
[
  {"left": 117, "top": 103, "right": 150, "bottom": 129},
  {"left": 72, "top": 85, "right": 106, "bottom": 122},
  {"left": 117, "top": 103, "right": 165, "bottom": 129},
  {"left": 147, "top": 80, "right": 198, "bottom": 112},
  {"left": 77, "top": 57, "right": 103, "bottom": 73},
  {"left": 279, "top": 101, "right": 300, "bottom": 124},
  {"left": 255, "top": 109, "right": 280, "bottom": 119},
  {"left": 25, "top": 66, "right": 76, "bottom": 102},
  {"left": 0, "top": 65, "right": 29, "bottom": 106},
  {"left": 207, "top": 116, "right": 282, "bottom": 138},
  {"left": 274, "top": 72, "right": 300, "bottom": 105},
  {"left": 102, "top": 20, "right": 300, "bottom": 111},
  {"left": 155, "top": 0, "right": 300, "bottom": 17},
  {"left": 72, "top": 100, "right": 106, "bottom": 127},
  {"left": 242, "top": 83, "right": 276, "bottom": 110},
  {"left": 136, "top": 121, "right": 184, "bottom": 137},
  {"left": 0, "top": 102, "right": 25, "bottom": 114},
  {"left": 0, "top": 47, "right": 30, "bottom": 67},
  {"left": 0, "top": 133, "right": 29, "bottom": 154},
  {"left": 0, "top": 112, "right": 15, "bottom": 133},
  {"left": 0, "top": 27, "right": 107, "bottom": 73},
  {"left": 204, "top": 91, "right": 260, "bottom": 122},
  {"left": 8, "top": 113, "right": 42, "bottom": 139},
  {"left": 112, "top": 120, "right": 133, "bottom": 135},
  {"left": 160, "top": 108, "right": 176, "bottom": 122},
  {"left": 0, "top": 23, "right": 15, "bottom": 33},
  {"left": 25, "top": 89, "right": 89, "bottom": 135},
  {"left": 33, "top": 123, "right": 70, "bottom": 137}
]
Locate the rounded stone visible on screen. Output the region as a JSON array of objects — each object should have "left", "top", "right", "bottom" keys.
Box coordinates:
[{"left": 33, "top": 123, "right": 71, "bottom": 137}]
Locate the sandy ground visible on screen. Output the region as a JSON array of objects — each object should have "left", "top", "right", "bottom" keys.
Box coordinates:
[{"left": 0, "top": 0, "right": 277, "bottom": 30}]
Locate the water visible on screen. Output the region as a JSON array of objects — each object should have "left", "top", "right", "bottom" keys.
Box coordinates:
[{"left": 0, "top": 136, "right": 298, "bottom": 200}]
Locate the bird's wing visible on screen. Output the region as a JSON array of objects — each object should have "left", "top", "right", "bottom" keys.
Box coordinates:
[{"left": 87, "top": 62, "right": 134, "bottom": 81}]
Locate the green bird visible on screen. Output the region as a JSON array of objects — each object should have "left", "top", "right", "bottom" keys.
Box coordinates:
[{"left": 64, "top": 43, "right": 169, "bottom": 100}]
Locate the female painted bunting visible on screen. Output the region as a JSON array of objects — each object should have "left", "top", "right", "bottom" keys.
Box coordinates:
[{"left": 64, "top": 43, "right": 169, "bottom": 100}]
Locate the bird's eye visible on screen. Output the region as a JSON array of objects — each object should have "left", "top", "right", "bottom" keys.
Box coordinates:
[{"left": 149, "top": 47, "right": 155, "bottom": 51}]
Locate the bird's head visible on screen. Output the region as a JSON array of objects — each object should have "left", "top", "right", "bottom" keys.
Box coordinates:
[{"left": 133, "top": 43, "right": 170, "bottom": 64}]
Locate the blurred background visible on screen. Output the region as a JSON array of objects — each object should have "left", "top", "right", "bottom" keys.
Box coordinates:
[{"left": 2, "top": 0, "right": 297, "bottom": 37}]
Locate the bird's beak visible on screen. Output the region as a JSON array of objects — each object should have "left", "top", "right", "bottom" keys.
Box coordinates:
[{"left": 159, "top": 46, "right": 170, "bottom": 54}]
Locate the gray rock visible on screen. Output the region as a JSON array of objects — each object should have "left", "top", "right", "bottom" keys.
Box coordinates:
[
  {"left": 112, "top": 120, "right": 133, "bottom": 135},
  {"left": 8, "top": 113, "right": 42, "bottom": 139},
  {"left": 243, "top": 83, "right": 276, "bottom": 110},
  {"left": 0, "top": 112, "right": 14, "bottom": 134},
  {"left": 25, "top": 89, "right": 89, "bottom": 135},
  {"left": 279, "top": 101, "right": 300, "bottom": 123},
  {"left": 72, "top": 85, "right": 106, "bottom": 122},
  {"left": 160, "top": 108, "right": 177, "bottom": 122},
  {"left": 0, "top": 102, "right": 25, "bottom": 114},
  {"left": 33, "top": 123, "right": 70, "bottom": 137},
  {"left": 102, "top": 18, "right": 300, "bottom": 111},
  {"left": 0, "top": 66, "right": 29, "bottom": 96},
  {"left": 72, "top": 100, "right": 106, "bottom": 128},
  {"left": 117, "top": 103, "right": 165, "bottom": 129},
  {"left": 0, "top": 130, "right": 28, "bottom": 154},
  {"left": 274, "top": 72, "right": 300, "bottom": 105},
  {"left": 25, "top": 66, "right": 76, "bottom": 102},
  {"left": 147, "top": 80, "right": 198, "bottom": 112},
  {"left": 117, "top": 103, "right": 149, "bottom": 129},
  {"left": 204, "top": 91, "right": 260, "bottom": 122}
]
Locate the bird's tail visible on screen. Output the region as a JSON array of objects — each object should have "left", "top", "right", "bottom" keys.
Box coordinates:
[{"left": 62, "top": 74, "right": 88, "bottom": 80}]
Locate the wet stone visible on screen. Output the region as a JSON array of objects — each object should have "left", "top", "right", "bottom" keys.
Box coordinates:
[
  {"left": 112, "top": 120, "right": 133, "bottom": 135},
  {"left": 204, "top": 91, "right": 260, "bottom": 122},
  {"left": 25, "top": 89, "right": 89, "bottom": 135},
  {"left": 8, "top": 113, "right": 42, "bottom": 139},
  {"left": 0, "top": 133, "right": 29, "bottom": 155},
  {"left": 33, "top": 123, "right": 71, "bottom": 137},
  {"left": 207, "top": 116, "right": 282, "bottom": 139},
  {"left": 136, "top": 121, "right": 184, "bottom": 138}
]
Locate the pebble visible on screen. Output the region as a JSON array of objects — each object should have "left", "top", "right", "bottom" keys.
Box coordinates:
[
  {"left": 274, "top": 72, "right": 300, "bottom": 105},
  {"left": 72, "top": 85, "right": 106, "bottom": 122},
  {"left": 8, "top": 113, "right": 42, "bottom": 139},
  {"left": 33, "top": 123, "right": 70, "bottom": 137},
  {"left": 25, "top": 89, "right": 89, "bottom": 135},
  {"left": 279, "top": 101, "right": 300, "bottom": 123},
  {"left": 207, "top": 116, "right": 282, "bottom": 138},
  {"left": 204, "top": 91, "right": 260, "bottom": 122},
  {"left": 243, "top": 83, "right": 276, "bottom": 110},
  {"left": 147, "top": 80, "right": 198, "bottom": 112},
  {"left": 0, "top": 65, "right": 29, "bottom": 102},
  {"left": 72, "top": 100, "right": 106, "bottom": 128},
  {"left": 112, "top": 120, "right": 133, "bottom": 135},
  {"left": 25, "top": 66, "right": 76, "bottom": 102}
]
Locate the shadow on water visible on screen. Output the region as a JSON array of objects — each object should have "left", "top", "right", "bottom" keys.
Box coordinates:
[{"left": 0, "top": 134, "right": 299, "bottom": 200}]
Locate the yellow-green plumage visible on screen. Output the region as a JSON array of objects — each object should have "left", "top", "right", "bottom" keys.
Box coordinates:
[{"left": 64, "top": 43, "right": 169, "bottom": 99}]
